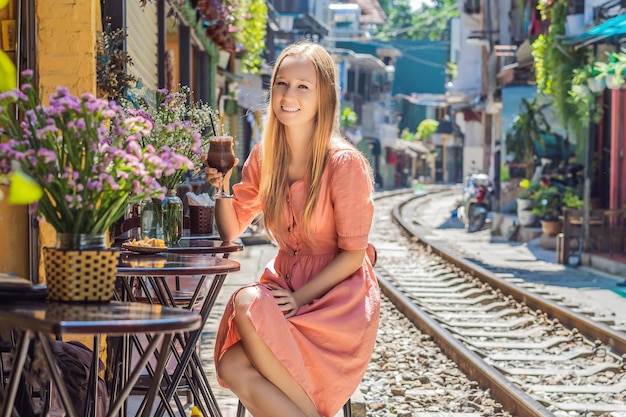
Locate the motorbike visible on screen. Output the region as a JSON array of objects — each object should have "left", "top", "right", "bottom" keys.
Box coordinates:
[{"left": 457, "top": 172, "right": 492, "bottom": 233}]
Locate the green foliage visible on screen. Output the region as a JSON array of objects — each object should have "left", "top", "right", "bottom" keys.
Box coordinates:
[
  {"left": 505, "top": 97, "right": 549, "bottom": 179},
  {"left": 518, "top": 179, "right": 541, "bottom": 200},
  {"left": 96, "top": 24, "right": 136, "bottom": 100},
  {"left": 531, "top": 0, "right": 588, "bottom": 141},
  {"left": 446, "top": 62, "right": 457, "bottom": 79},
  {"left": 400, "top": 127, "right": 415, "bottom": 142},
  {"left": 340, "top": 107, "right": 358, "bottom": 129},
  {"left": 376, "top": 0, "right": 459, "bottom": 41},
  {"left": 531, "top": 185, "right": 562, "bottom": 220},
  {"left": 563, "top": 187, "right": 583, "bottom": 209},
  {"left": 417, "top": 119, "right": 439, "bottom": 141},
  {"left": 231, "top": 0, "right": 267, "bottom": 73}
]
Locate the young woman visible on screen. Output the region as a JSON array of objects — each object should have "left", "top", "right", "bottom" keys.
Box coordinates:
[{"left": 206, "top": 40, "right": 380, "bottom": 417}]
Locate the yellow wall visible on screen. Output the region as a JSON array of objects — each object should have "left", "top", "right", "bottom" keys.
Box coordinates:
[
  {"left": 35, "top": 0, "right": 104, "bottom": 357},
  {"left": 34, "top": 0, "right": 100, "bottom": 279},
  {"left": 0, "top": 1, "right": 100, "bottom": 278},
  {"left": 36, "top": 0, "right": 98, "bottom": 99},
  {"left": 0, "top": 1, "right": 29, "bottom": 278}
]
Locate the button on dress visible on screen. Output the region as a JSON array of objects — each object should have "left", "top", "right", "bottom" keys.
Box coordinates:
[{"left": 214, "top": 143, "right": 380, "bottom": 417}]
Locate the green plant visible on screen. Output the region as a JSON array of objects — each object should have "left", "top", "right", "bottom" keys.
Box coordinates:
[
  {"left": 0, "top": 70, "right": 173, "bottom": 234},
  {"left": 340, "top": 107, "right": 358, "bottom": 129},
  {"left": 517, "top": 179, "right": 541, "bottom": 200},
  {"left": 531, "top": 185, "right": 562, "bottom": 220},
  {"left": 505, "top": 97, "right": 549, "bottom": 179},
  {"left": 96, "top": 24, "right": 136, "bottom": 100},
  {"left": 562, "top": 187, "right": 583, "bottom": 209},
  {"left": 531, "top": 0, "right": 588, "bottom": 141},
  {"left": 417, "top": 119, "right": 439, "bottom": 141},
  {"left": 231, "top": 0, "right": 268, "bottom": 73}
]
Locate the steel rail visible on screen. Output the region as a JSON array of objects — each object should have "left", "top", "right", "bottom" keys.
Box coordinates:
[
  {"left": 376, "top": 274, "right": 553, "bottom": 417},
  {"left": 392, "top": 193, "right": 626, "bottom": 355}
]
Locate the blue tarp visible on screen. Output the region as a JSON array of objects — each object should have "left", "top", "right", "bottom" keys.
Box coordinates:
[{"left": 566, "top": 13, "right": 626, "bottom": 48}]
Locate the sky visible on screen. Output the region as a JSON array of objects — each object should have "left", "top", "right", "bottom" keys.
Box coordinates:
[{"left": 410, "top": 0, "right": 434, "bottom": 10}]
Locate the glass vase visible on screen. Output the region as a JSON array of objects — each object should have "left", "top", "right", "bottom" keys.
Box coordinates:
[
  {"left": 162, "top": 189, "right": 183, "bottom": 244},
  {"left": 55, "top": 233, "right": 108, "bottom": 250},
  {"left": 141, "top": 199, "right": 164, "bottom": 240}
]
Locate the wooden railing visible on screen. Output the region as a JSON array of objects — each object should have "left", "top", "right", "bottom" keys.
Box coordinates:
[{"left": 557, "top": 208, "right": 626, "bottom": 264}]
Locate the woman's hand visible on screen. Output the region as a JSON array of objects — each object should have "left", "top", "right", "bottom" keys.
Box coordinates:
[
  {"left": 269, "top": 285, "right": 300, "bottom": 318},
  {"left": 203, "top": 156, "right": 239, "bottom": 189}
]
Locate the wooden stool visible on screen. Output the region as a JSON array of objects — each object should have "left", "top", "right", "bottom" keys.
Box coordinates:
[{"left": 236, "top": 398, "right": 352, "bottom": 417}]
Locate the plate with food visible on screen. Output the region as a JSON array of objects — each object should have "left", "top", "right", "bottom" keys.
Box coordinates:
[{"left": 122, "top": 238, "right": 167, "bottom": 254}]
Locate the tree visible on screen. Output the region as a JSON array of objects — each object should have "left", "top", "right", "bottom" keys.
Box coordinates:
[
  {"left": 505, "top": 97, "right": 550, "bottom": 179},
  {"left": 376, "top": 0, "right": 459, "bottom": 41},
  {"left": 417, "top": 119, "right": 439, "bottom": 141}
]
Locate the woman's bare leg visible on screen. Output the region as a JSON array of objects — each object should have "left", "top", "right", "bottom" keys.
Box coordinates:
[
  {"left": 218, "top": 287, "right": 320, "bottom": 417},
  {"left": 218, "top": 343, "right": 306, "bottom": 417}
]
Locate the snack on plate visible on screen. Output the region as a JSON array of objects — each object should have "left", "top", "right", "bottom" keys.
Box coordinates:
[{"left": 127, "top": 237, "right": 166, "bottom": 248}]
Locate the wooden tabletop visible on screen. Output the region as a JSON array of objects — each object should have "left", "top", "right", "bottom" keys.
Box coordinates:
[
  {"left": 116, "top": 252, "right": 240, "bottom": 276},
  {"left": 0, "top": 301, "right": 201, "bottom": 336}
]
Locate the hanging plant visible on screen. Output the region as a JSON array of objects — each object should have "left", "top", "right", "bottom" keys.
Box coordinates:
[
  {"left": 96, "top": 24, "right": 136, "bottom": 100},
  {"left": 531, "top": 0, "right": 588, "bottom": 146}
]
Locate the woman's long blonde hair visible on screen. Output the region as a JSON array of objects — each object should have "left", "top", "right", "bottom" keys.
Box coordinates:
[{"left": 259, "top": 41, "right": 340, "bottom": 245}]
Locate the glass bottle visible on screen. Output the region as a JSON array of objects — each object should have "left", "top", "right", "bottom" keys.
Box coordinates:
[{"left": 161, "top": 189, "right": 183, "bottom": 244}]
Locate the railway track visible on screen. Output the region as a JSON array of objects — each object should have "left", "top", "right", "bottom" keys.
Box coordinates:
[{"left": 365, "top": 190, "right": 626, "bottom": 417}]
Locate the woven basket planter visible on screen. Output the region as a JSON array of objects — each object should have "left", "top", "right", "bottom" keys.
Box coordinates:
[{"left": 44, "top": 247, "right": 120, "bottom": 302}]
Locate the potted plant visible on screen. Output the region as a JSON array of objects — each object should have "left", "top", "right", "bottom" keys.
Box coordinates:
[
  {"left": 516, "top": 179, "right": 540, "bottom": 226},
  {"left": 562, "top": 187, "right": 583, "bottom": 210},
  {"left": 532, "top": 185, "right": 563, "bottom": 236},
  {"left": 122, "top": 85, "right": 219, "bottom": 243},
  {"left": 594, "top": 52, "right": 626, "bottom": 90},
  {"left": 0, "top": 70, "right": 178, "bottom": 301}
]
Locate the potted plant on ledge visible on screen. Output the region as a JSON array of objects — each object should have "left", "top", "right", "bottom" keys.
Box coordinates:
[{"left": 532, "top": 185, "right": 563, "bottom": 236}]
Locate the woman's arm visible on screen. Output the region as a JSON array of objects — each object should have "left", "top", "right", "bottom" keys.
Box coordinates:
[
  {"left": 272, "top": 248, "right": 366, "bottom": 317},
  {"left": 214, "top": 197, "right": 248, "bottom": 242}
]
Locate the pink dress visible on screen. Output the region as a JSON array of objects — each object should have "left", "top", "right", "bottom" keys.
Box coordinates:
[{"left": 214, "top": 143, "right": 380, "bottom": 417}]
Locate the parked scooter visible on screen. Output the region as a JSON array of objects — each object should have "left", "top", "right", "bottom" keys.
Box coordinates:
[{"left": 457, "top": 172, "right": 492, "bottom": 233}]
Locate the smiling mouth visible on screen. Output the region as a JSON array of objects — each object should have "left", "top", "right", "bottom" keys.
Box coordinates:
[{"left": 281, "top": 106, "right": 299, "bottom": 113}]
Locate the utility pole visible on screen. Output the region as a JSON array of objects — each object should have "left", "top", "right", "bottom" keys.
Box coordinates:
[{"left": 480, "top": 0, "right": 493, "bottom": 174}]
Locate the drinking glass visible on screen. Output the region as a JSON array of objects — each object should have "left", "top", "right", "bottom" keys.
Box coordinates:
[{"left": 207, "top": 136, "right": 236, "bottom": 199}]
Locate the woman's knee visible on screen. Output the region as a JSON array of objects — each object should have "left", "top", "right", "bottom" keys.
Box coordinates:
[{"left": 233, "top": 286, "right": 261, "bottom": 317}]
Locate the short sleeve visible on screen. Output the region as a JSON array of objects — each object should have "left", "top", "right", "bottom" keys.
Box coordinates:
[
  {"left": 232, "top": 143, "right": 263, "bottom": 227},
  {"left": 328, "top": 149, "right": 374, "bottom": 250}
]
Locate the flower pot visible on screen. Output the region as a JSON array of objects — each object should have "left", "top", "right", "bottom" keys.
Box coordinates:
[
  {"left": 540, "top": 219, "right": 562, "bottom": 236},
  {"left": 517, "top": 210, "right": 537, "bottom": 227},
  {"left": 606, "top": 74, "right": 624, "bottom": 90},
  {"left": 516, "top": 198, "right": 533, "bottom": 212},
  {"left": 587, "top": 77, "right": 605, "bottom": 93},
  {"left": 44, "top": 233, "right": 119, "bottom": 302}
]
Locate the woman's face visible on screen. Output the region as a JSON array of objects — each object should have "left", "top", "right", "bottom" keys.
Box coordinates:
[{"left": 271, "top": 55, "right": 319, "bottom": 131}]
